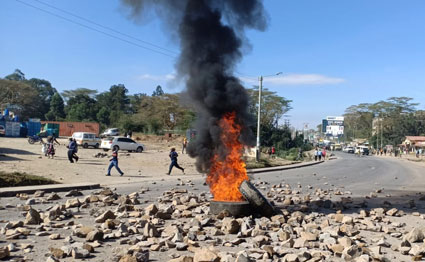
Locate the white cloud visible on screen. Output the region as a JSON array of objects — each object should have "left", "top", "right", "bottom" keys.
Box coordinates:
[
  {"left": 138, "top": 73, "right": 176, "bottom": 81},
  {"left": 240, "top": 73, "right": 345, "bottom": 85}
]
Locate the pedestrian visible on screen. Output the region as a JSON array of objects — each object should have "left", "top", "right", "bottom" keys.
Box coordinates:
[
  {"left": 384, "top": 147, "right": 387, "bottom": 156},
  {"left": 318, "top": 149, "right": 322, "bottom": 161},
  {"left": 46, "top": 134, "right": 60, "bottom": 159},
  {"left": 66, "top": 138, "right": 79, "bottom": 163},
  {"left": 168, "top": 147, "right": 184, "bottom": 175},
  {"left": 322, "top": 147, "right": 326, "bottom": 160},
  {"left": 128, "top": 131, "right": 132, "bottom": 138},
  {"left": 271, "top": 146, "right": 276, "bottom": 159},
  {"left": 182, "top": 137, "right": 188, "bottom": 154},
  {"left": 106, "top": 149, "right": 124, "bottom": 176},
  {"left": 314, "top": 147, "right": 319, "bottom": 161}
]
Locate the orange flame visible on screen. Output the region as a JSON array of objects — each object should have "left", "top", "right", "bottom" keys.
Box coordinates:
[{"left": 207, "top": 112, "right": 249, "bottom": 202}]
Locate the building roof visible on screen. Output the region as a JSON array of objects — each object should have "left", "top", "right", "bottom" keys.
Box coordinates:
[{"left": 405, "top": 136, "right": 425, "bottom": 142}]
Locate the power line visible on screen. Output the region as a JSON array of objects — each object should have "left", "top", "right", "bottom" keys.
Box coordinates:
[
  {"left": 32, "top": 0, "right": 178, "bottom": 55},
  {"left": 14, "top": 0, "right": 177, "bottom": 58}
]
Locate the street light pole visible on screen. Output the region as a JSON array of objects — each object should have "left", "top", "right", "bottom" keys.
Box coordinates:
[
  {"left": 255, "top": 72, "right": 282, "bottom": 162},
  {"left": 256, "top": 76, "right": 263, "bottom": 162}
]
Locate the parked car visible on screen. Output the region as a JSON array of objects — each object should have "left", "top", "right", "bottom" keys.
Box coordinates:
[
  {"left": 101, "top": 128, "right": 120, "bottom": 137},
  {"left": 0, "top": 125, "right": 4, "bottom": 136},
  {"left": 101, "top": 137, "right": 144, "bottom": 152},
  {"left": 72, "top": 132, "right": 101, "bottom": 148},
  {"left": 343, "top": 146, "right": 355, "bottom": 153}
]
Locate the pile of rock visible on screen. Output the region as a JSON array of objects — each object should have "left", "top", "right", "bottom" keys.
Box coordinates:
[{"left": 1, "top": 181, "right": 425, "bottom": 262}]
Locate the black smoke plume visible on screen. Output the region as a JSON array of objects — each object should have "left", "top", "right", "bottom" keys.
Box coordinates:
[{"left": 122, "top": 0, "right": 268, "bottom": 173}]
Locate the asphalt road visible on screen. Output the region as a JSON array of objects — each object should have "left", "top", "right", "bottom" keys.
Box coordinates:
[{"left": 112, "top": 152, "right": 425, "bottom": 208}]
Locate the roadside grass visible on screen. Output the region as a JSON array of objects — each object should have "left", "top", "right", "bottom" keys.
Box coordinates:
[
  {"left": 0, "top": 171, "right": 58, "bottom": 188},
  {"left": 245, "top": 157, "right": 300, "bottom": 169}
]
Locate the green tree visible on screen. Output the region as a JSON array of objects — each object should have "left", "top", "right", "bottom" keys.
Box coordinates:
[
  {"left": 27, "top": 78, "right": 57, "bottom": 119},
  {"left": 152, "top": 85, "right": 164, "bottom": 96},
  {"left": 5, "top": 69, "right": 26, "bottom": 81},
  {"left": 65, "top": 94, "right": 97, "bottom": 121},
  {"left": 246, "top": 86, "right": 292, "bottom": 129},
  {"left": 61, "top": 88, "right": 97, "bottom": 102},
  {"left": 0, "top": 79, "right": 39, "bottom": 120},
  {"left": 45, "top": 93, "right": 65, "bottom": 121}
]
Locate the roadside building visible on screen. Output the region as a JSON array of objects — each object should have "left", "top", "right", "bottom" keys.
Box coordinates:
[{"left": 402, "top": 136, "right": 425, "bottom": 152}]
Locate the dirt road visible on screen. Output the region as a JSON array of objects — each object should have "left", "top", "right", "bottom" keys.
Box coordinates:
[{"left": 0, "top": 137, "right": 200, "bottom": 186}]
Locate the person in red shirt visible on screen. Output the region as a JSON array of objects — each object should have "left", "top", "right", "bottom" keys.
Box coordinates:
[{"left": 106, "top": 150, "right": 124, "bottom": 176}]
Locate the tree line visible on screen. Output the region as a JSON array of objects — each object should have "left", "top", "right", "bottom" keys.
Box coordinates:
[
  {"left": 1, "top": 69, "right": 308, "bottom": 154},
  {"left": 343, "top": 97, "right": 425, "bottom": 147}
]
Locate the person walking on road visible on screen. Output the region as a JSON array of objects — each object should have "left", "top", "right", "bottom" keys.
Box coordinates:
[
  {"left": 106, "top": 149, "right": 124, "bottom": 176},
  {"left": 66, "top": 138, "right": 79, "bottom": 163},
  {"left": 168, "top": 147, "right": 184, "bottom": 175},
  {"left": 182, "top": 137, "right": 188, "bottom": 154},
  {"left": 314, "top": 147, "right": 319, "bottom": 161}
]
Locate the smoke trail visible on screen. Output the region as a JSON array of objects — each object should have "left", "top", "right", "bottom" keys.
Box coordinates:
[{"left": 122, "top": 0, "right": 268, "bottom": 173}]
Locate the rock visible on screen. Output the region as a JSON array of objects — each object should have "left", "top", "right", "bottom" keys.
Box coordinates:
[
  {"left": 46, "top": 256, "right": 60, "bottom": 262},
  {"left": 0, "top": 246, "right": 10, "bottom": 259},
  {"left": 65, "top": 190, "right": 83, "bottom": 197},
  {"left": 278, "top": 229, "right": 291, "bottom": 241},
  {"left": 46, "top": 193, "right": 61, "bottom": 201},
  {"left": 119, "top": 255, "right": 137, "bottom": 262},
  {"left": 409, "top": 245, "right": 425, "bottom": 256},
  {"left": 7, "top": 243, "right": 16, "bottom": 252},
  {"left": 65, "top": 198, "right": 81, "bottom": 208},
  {"left": 386, "top": 208, "right": 398, "bottom": 216},
  {"left": 49, "top": 247, "right": 65, "bottom": 259},
  {"left": 49, "top": 234, "right": 61, "bottom": 240},
  {"left": 193, "top": 247, "right": 220, "bottom": 262},
  {"left": 75, "top": 226, "right": 95, "bottom": 237},
  {"left": 86, "top": 230, "right": 104, "bottom": 242},
  {"left": 134, "top": 250, "right": 149, "bottom": 262},
  {"left": 25, "top": 208, "right": 42, "bottom": 225},
  {"left": 33, "top": 190, "right": 45, "bottom": 197},
  {"left": 354, "top": 255, "right": 369, "bottom": 262},
  {"left": 143, "top": 222, "right": 159, "bottom": 237},
  {"left": 330, "top": 244, "right": 344, "bottom": 256},
  {"left": 221, "top": 218, "right": 240, "bottom": 234},
  {"left": 404, "top": 228, "right": 424, "bottom": 243},
  {"left": 338, "top": 237, "right": 352, "bottom": 248},
  {"left": 283, "top": 253, "right": 298, "bottom": 262},
  {"left": 169, "top": 256, "right": 194, "bottom": 262},
  {"left": 300, "top": 231, "right": 318, "bottom": 241},
  {"left": 235, "top": 253, "right": 252, "bottom": 262},
  {"left": 145, "top": 204, "right": 158, "bottom": 215},
  {"left": 72, "top": 247, "right": 90, "bottom": 259},
  {"left": 26, "top": 198, "right": 36, "bottom": 205},
  {"left": 95, "top": 210, "right": 116, "bottom": 223},
  {"left": 342, "top": 245, "right": 362, "bottom": 260}
]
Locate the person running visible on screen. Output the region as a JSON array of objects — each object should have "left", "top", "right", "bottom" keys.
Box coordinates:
[
  {"left": 106, "top": 149, "right": 124, "bottom": 176},
  {"left": 182, "top": 137, "right": 188, "bottom": 154},
  {"left": 66, "top": 138, "right": 79, "bottom": 163},
  {"left": 168, "top": 147, "right": 184, "bottom": 175}
]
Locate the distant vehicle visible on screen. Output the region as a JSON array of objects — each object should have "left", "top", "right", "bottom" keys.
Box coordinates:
[
  {"left": 356, "top": 146, "right": 370, "bottom": 155},
  {"left": 28, "top": 135, "right": 43, "bottom": 144},
  {"left": 0, "top": 125, "right": 4, "bottom": 136},
  {"left": 332, "top": 144, "right": 342, "bottom": 151},
  {"left": 101, "top": 128, "right": 119, "bottom": 137},
  {"left": 72, "top": 132, "right": 101, "bottom": 148},
  {"left": 343, "top": 146, "right": 355, "bottom": 153},
  {"left": 101, "top": 137, "right": 144, "bottom": 153}
]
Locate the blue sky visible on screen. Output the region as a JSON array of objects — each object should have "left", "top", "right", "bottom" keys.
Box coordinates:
[{"left": 1, "top": 0, "right": 425, "bottom": 129}]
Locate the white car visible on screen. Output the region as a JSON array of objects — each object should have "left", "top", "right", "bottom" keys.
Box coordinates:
[
  {"left": 101, "top": 128, "right": 120, "bottom": 137},
  {"left": 101, "top": 137, "right": 144, "bottom": 152}
]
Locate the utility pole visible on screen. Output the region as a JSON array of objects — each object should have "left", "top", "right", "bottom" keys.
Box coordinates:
[
  {"left": 255, "top": 76, "right": 263, "bottom": 162},
  {"left": 380, "top": 120, "right": 383, "bottom": 149},
  {"left": 255, "top": 72, "right": 283, "bottom": 162}
]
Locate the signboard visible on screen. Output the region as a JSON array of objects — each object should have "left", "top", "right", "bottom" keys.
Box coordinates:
[{"left": 324, "top": 116, "right": 344, "bottom": 137}]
